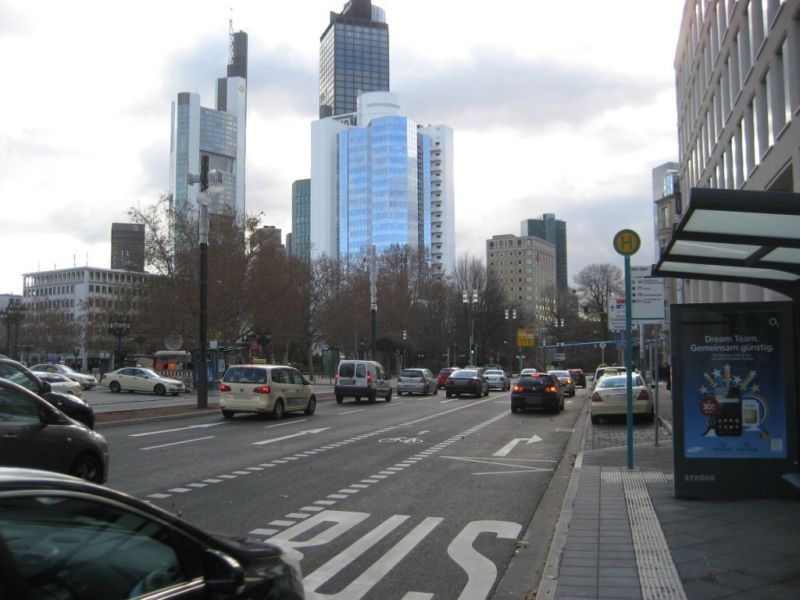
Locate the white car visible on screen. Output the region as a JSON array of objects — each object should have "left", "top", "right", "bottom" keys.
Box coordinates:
[
  {"left": 35, "top": 372, "right": 83, "bottom": 398},
  {"left": 219, "top": 364, "right": 316, "bottom": 419},
  {"left": 100, "top": 367, "right": 186, "bottom": 396},
  {"left": 590, "top": 373, "right": 654, "bottom": 424},
  {"left": 30, "top": 363, "right": 97, "bottom": 390},
  {"left": 484, "top": 369, "right": 509, "bottom": 391}
]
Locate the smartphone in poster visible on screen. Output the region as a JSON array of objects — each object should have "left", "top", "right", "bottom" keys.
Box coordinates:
[{"left": 681, "top": 309, "right": 786, "bottom": 459}]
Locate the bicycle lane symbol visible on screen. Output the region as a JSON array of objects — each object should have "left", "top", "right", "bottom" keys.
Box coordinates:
[{"left": 379, "top": 436, "right": 424, "bottom": 444}]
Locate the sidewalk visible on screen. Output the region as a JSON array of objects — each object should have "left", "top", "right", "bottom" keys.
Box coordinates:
[{"left": 536, "top": 389, "right": 800, "bottom": 600}]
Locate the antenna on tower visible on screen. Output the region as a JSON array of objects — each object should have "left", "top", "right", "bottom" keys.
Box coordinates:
[{"left": 228, "top": 8, "right": 234, "bottom": 67}]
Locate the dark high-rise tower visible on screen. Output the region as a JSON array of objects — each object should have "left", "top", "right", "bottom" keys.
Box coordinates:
[
  {"left": 318, "top": 0, "right": 389, "bottom": 118},
  {"left": 521, "top": 214, "right": 568, "bottom": 290},
  {"left": 110, "top": 223, "right": 145, "bottom": 272}
]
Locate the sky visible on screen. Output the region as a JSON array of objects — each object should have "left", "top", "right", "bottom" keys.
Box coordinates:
[{"left": 0, "top": 0, "right": 685, "bottom": 295}]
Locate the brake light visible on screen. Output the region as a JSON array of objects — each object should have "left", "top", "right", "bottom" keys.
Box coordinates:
[
  {"left": 513, "top": 385, "right": 523, "bottom": 392},
  {"left": 334, "top": 373, "right": 339, "bottom": 381},
  {"left": 592, "top": 392, "right": 602, "bottom": 402},
  {"left": 367, "top": 373, "right": 372, "bottom": 383},
  {"left": 219, "top": 383, "right": 231, "bottom": 392},
  {"left": 545, "top": 386, "right": 557, "bottom": 393},
  {"left": 637, "top": 389, "right": 650, "bottom": 401},
  {"left": 253, "top": 385, "right": 271, "bottom": 394}
]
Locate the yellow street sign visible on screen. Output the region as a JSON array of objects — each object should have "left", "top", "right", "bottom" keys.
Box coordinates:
[
  {"left": 613, "top": 229, "right": 641, "bottom": 256},
  {"left": 517, "top": 328, "right": 536, "bottom": 347}
]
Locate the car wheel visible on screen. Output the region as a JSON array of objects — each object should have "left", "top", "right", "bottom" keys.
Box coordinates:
[
  {"left": 69, "top": 453, "right": 103, "bottom": 483},
  {"left": 591, "top": 415, "right": 599, "bottom": 424},
  {"left": 336, "top": 394, "right": 343, "bottom": 404},
  {"left": 272, "top": 400, "right": 285, "bottom": 420},
  {"left": 109, "top": 381, "right": 121, "bottom": 393},
  {"left": 222, "top": 410, "right": 235, "bottom": 419},
  {"left": 397, "top": 391, "right": 403, "bottom": 396},
  {"left": 385, "top": 391, "right": 392, "bottom": 402},
  {"left": 355, "top": 396, "right": 361, "bottom": 402},
  {"left": 127, "top": 390, "right": 135, "bottom": 394},
  {"left": 644, "top": 409, "right": 655, "bottom": 423},
  {"left": 305, "top": 397, "right": 317, "bottom": 416},
  {"left": 511, "top": 405, "right": 519, "bottom": 414},
  {"left": 171, "top": 392, "right": 179, "bottom": 396},
  {"left": 368, "top": 390, "right": 376, "bottom": 404},
  {"left": 446, "top": 392, "right": 452, "bottom": 398},
  {"left": 154, "top": 384, "right": 166, "bottom": 396}
]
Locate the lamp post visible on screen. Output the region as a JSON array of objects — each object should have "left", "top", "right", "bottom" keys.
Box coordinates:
[
  {"left": 504, "top": 307, "right": 517, "bottom": 374},
  {"left": 462, "top": 289, "right": 478, "bottom": 365},
  {"left": 1, "top": 298, "right": 26, "bottom": 361},
  {"left": 107, "top": 316, "right": 130, "bottom": 369},
  {"left": 188, "top": 168, "right": 223, "bottom": 409},
  {"left": 401, "top": 329, "right": 407, "bottom": 371}
]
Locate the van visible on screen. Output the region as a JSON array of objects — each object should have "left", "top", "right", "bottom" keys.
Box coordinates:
[
  {"left": 219, "top": 364, "right": 317, "bottom": 419},
  {"left": 334, "top": 360, "right": 392, "bottom": 404}
]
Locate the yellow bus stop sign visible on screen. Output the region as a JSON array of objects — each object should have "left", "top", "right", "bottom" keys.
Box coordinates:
[{"left": 613, "top": 229, "right": 640, "bottom": 256}]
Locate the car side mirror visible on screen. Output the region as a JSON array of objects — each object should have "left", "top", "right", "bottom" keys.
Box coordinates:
[
  {"left": 203, "top": 549, "right": 244, "bottom": 595},
  {"left": 40, "top": 379, "right": 52, "bottom": 394},
  {"left": 303, "top": 378, "right": 310, "bottom": 385}
]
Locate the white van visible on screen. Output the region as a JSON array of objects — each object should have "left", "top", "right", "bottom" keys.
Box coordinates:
[
  {"left": 334, "top": 360, "right": 392, "bottom": 404},
  {"left": 219, "top": 364, "right": 317, "bottom": 419}
]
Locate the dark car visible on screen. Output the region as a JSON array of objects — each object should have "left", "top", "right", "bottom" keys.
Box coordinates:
[
  {"left": 0, "top": 378, "right": 108, "bottom": 483},
  {"left": 436, "top": 367, "right": 458, "bottom": 389},
  {"left": 0, "top": 467, "right": 305, "bottom": 600},
  {"left": 445, "top": 368, "right": 489, "bottom": 398},
  {"left": 0, "top": 357, "right": 95, "bottom": 429},
  {"left": 511, "top": 372, "right": 564, "bottom": 414},
  {"left": 569, "top": 368, "right": 587, "bottom": 388}
]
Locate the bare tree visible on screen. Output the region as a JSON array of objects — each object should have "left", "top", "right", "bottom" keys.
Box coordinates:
[{"left": 573, "top": 263, "right": 623, "bottom": 338}]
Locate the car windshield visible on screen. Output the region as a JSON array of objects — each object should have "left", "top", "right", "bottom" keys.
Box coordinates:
[
  {"left": 519, "top": 375, "right": 554, "bottom": 385},
  {"left": 223, "top": 367, "right": 268, "bottom": 384},
  {"left": 550, "top": 371, "right": 569, "bottom": 377},
  {"left": 485, "top": 370, "right": 504, "bottom": 376},
  {"left": 400, "top": 370, "right": 422, "bottom": 377},
  {"left": 452, "top": 370, "right": 477, "bottom": 378},
  {"left": 598, "top": 375, "right": 643, "bottom": 388}
]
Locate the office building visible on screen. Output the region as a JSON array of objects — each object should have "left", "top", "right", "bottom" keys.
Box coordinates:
[
  {"left": 652, "top": 163, "right": 682, "bottom": 306},
  {"left": 319, "top": 0, "right": 389, "bottom": 118},
  {"left": 291, "top": 179, "right": 311, "bottom": 262},
  {"left": 169, "top": 29, "right": 248, "bottom": 222},
  {"left": 110, "top": 223, "right": 145, "bottom": 272},
  {"left": 486, "top": 234, "right": 557, "bottom": 328},
  {"left": 520, "top": 214, "right": 567, "bottom": 289},
  {"left": 419, "top": 125, "right": 456, "bottom": 276},
  {"left": 674, "top": 0, "right": 800, "bottom": 303},
  {"left": 251, "top": 225, "right": 285, "bottom": 255}
]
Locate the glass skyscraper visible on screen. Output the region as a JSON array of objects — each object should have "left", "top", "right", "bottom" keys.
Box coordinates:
[
  {"left": 338, "top": 115, "right": 430, "bottom": 262},
  {"left": 291, "top": 179, "right": 311, "bottom": 262},
  {"left": 319, "top": 0, "right": 389, "bottom": 118},
  {"left": 521, "top": 214, "right": 568, "bottom": 290}
]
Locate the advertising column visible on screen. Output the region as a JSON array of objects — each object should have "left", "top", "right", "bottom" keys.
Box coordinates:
[{"left": 671, "top": 302, "right": 797, "bottom": 498}]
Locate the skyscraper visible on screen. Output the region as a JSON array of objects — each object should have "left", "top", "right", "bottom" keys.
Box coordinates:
[
  {"left": 319, "top": 0, "right": 389, "bottom": 118},
  {"left": 110, "top": 223, "right": 145, "bottom": 272},
  {"left": 291, "top": 179, "right": 311, "bottom": 262},
  {"left": 419, "top": 124, "right": 456, "bottom": 276},
  {"left": 521, "top": 214, "right": 568, "bottom": 289},
  {"left": 169, "top": 29, "right": 247, "bottom": 221}
]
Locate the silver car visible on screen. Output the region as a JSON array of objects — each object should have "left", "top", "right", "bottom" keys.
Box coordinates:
[
  {"left": 484, "top": 369, "right": 509, "bottom": 391},
  {"left": 396, "top": 368, "right": 436, "bottom": 396},
  {"left": 31, "top": 363, "right": 97, "bottom": 390}
]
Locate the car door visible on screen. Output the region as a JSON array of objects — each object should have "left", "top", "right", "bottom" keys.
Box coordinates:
[{"left": 127, "top": 368, "right": 152, "bottom": 392}]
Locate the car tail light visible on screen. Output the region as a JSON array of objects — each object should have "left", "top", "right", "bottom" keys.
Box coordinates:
[
  {"left": 567, "top": 378, "right": 573, "bottom": 384},
  {"left": 219, "top": 383, "right": 231, "bottom": 392},
  {"left": 592, "top": 392, "right": 602, "bottom": 402},
  {"left": 334, "top": 373, "right": 339, "bottom": 381},
  {"left": 367, "top": 373, "right": 372, "bottom": 383},
  {"left": 253, "top": 385, "right": 271, "bottom": 394},
  {"left": 545, "top": 386, "right": 557, "bottom": 393},
  {"left": 513, "top": 385, "right": 523, "bottom": 392},
  {"left": 637, "top": 389, "right": 650, "bottom": 401}
]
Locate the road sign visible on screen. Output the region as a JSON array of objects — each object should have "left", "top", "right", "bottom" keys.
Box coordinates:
[
  {"left": 631, "top": 265, "right": 666, "bottom": 322},
  {"left": 552, "top": 352, "right": 566, "bottom": 362},
  {"left": 613, "top": 229, "right": 641, "bottom": 256},
  {"left": 517, "top": 328, "right": 536, "bottom": 347},
  {"left": 608, "top": 297, "right": 626, "bottom": 329}
]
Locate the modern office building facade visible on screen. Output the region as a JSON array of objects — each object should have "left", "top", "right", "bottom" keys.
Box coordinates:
[
  {"left": 520, "top": 214, "right": 568, "bottom": 290},
  {"left": 674, "top": 0, "right": 800, "bottom": 303},
  {"left": 319, "top": 0, "right": 389, "bottom": 118},
  {"left": 291, "top": 179, "right": 311, "bottom": 262},
  {"left": 110, "top": 223, "right": 145, "bottom": 272},
  {"left": 169, "top": 30, "right": 247, "bottom": 222},
  {"left": 486, "top": 234, "right": 557, "bottom": 328},
  {"left": 419, "top": 124, "right": 456, "bottom": 276}
]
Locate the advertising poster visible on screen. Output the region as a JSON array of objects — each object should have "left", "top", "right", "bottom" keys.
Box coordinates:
[{"left": 680, "top": 308, "right": 787, "bottom": 459}]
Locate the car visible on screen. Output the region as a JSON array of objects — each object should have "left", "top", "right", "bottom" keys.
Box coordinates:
[
  {"left": 0, "top": 467, "right": 305, "bottom": 599},
  {"left": 30, "top": 363, "right": 97, "bottom": 390},
  {"left": 0, "top": 378, "right": 108, "bottom": 482},
  {"left": 511, "top": 372, "right": 564, "bottom": 414},
  {"left": 436, "top": 367, "right": 458, "bottom": 389},
  {"left": 445, "top": 368, "right": 489, "bottom": 398},
  {"left": 592, "top": 365, "right": 627, "bottom": 389},
  {"left": 396, "top": 368, "right": 436, "bottom": 396},
  {"left": 590, "top": 373, "right": 654, "bottom": 424},
  {"left": 548, "top": 370, "right": 576, "bottom": 397},
  {"left": 219, "top": 364, "right": 317, "bottom": 419},
  {"left": 484, "top": 369, "right": 510, "bottom": 391},
  {"left": 569, "top": 368, "right": 586, "bottom": 388},
  {"left": 34, "top": 371, "right": 83, "bottom": 397},
  {"left": 0, "top": 356, "right": 95, "bottom": 429},
  {"left": 520, "top": 368, "right": 538, "bottom": 376},
  {"left": 100, "top": 367, "right": 186, "bottom": 396},
  {"left": 334, "top": 360, "right": 392, "bottom": 404},
  {"left": 483, "top": 363, "right": 503, "bottom": 373}
]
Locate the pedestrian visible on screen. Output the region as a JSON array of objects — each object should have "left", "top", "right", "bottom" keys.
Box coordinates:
[{"left": 664, "top": 363, "right": 671, "bottom": 390}]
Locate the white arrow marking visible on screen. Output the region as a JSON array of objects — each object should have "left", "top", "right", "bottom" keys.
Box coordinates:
[
  {"left": 253, "top": 428, "right": 330, "bottom": 446},
  {"left": 493, "top": 434, "right": 543, "bottom": 457},
  {"left": 130, "top": 421, "right": 227, "bottom": 437},
  {"left": 141, "top": 436, "right": 215, "bottom": 450}
]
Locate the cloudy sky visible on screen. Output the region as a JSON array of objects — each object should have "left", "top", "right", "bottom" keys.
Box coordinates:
[{"left": 0, "top": 0, "right": 684, "bottom": 295}]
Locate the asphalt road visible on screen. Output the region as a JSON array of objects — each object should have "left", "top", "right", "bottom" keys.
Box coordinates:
[{"left": 100, "top": 387, "right": 587, "bottom": 599}]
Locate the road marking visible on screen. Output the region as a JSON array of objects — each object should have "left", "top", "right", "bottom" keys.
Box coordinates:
[
  {"left": 140, "top": 435, "right": 214, "bottom": 450},
  {"left": 442, "top": 456, "right": 555, "bottom": 474},
  {"left": 417, "top": 430, "right": 430, "bottom": 435},
  {"left": 493, "top": 434, "right": 543, "bottom": 457},
  {"left": 440, "top": 399, "right": 457, "bottom": 404},
  {"left": 251, "top": 528, "right": 278, "bottom": 536},
  {"left": 448, "top": 521, "right": 522, "bottom": 600},
  {"left": 130, "top": 422, "right": 226, "bottom": 437},
  {"left": 270, "top": 520, "right": 296, "bottom": 527},
  {"left": 253, "top": 427, "right": 331, "bottom": 446},
  {"left": 338, "top": 409, "right": 364, "bottom": 415}
]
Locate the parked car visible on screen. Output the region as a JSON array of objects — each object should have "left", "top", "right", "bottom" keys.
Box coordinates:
[
  {"left": 35, "top": 371, "right": 83, "bottom": 397},
  {"left": 396, "top": 368, "right": 436, "bottom": 396},
  {"left": 0, "top": 378, "right": 108, "bottom": 482},
  {"left": 590, "top": 373, "right": 654, "bottom": 424},
  {"left": 484, "top": 369, "right": 510, "bottom": 391},
  {"left": 445, "top": 369, "right": 489, "bottom": 398},
  {"left": 436, "top": 367, "right": 458, "bottom": 389},
  {"left": 30, "top": 363, "right": 97, "bottom": 390},
  {"left": 0, "top": 357, "right": 95, "bottom": 429},
  {"left": 100, "top": 367, "right": 186, "bottom": 396},
  {"left": 548, "top": 370, "right": 576, "bottom": 397},
  {"left": 219, "top": 364, "right": 316, "bottom": 419},
  {"left": 511, "top": 372, "right": 564, "bottom": 414},
  {"left": 0, "top": 467, "right": 305, "bottom": 599},
  {"left": 334, "top": 360, "right": 392, "bottom": 404},
  {"left": 569, "top": 368, "right": 587, "bottom": 388}
]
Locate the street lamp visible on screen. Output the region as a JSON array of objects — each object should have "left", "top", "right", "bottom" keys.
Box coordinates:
[
  {"left": 1, "top": 298, "right": 26, "bottom": 360},
  {"left": 462, "top": 289, "right": 478, "bottom": 366},
  {"left": 401, "top": 329, "right": 407, "bottom": 370},
  {"left": 188, "top": 168, "right": 223, "bottom": 409},
  {"left": 107, "top": 316, "right": 130, "bottom": 369},
  {"left": 504, "top": 307, "right": 517, "bottom": 375}
]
